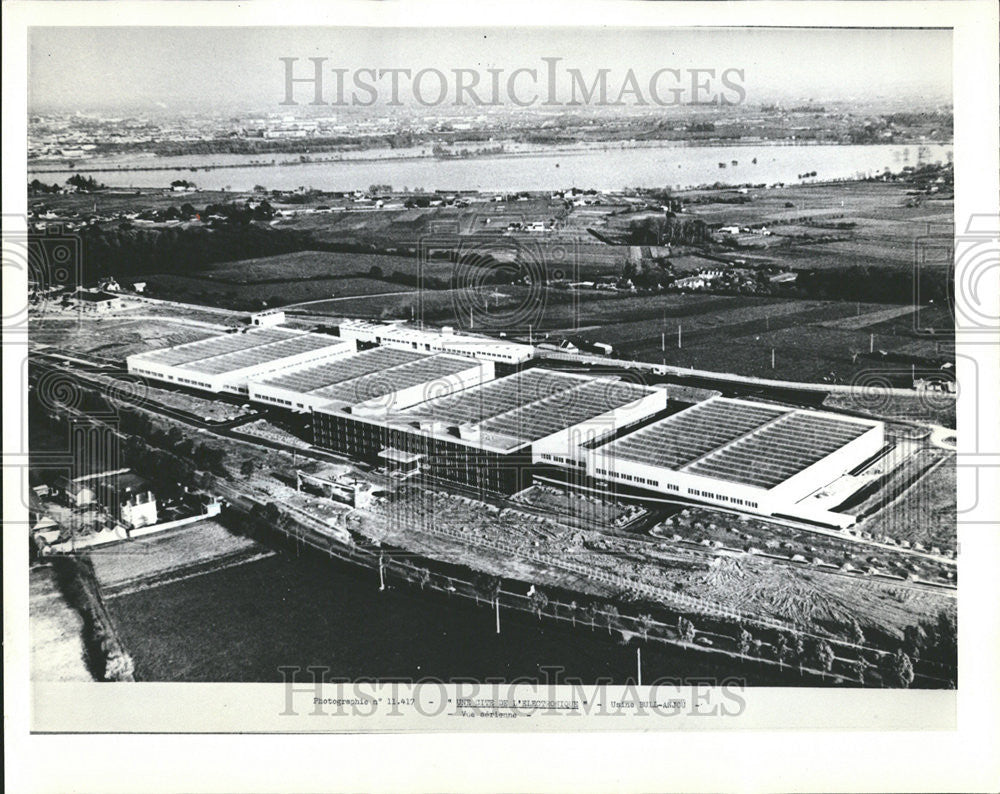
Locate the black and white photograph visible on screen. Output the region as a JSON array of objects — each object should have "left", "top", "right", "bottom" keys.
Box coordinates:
[{"left": 4, "top": 1, "right": 999, "bottom": 792}]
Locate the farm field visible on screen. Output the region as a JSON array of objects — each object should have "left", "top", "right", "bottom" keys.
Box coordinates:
[
  {"left": 294, "top": 286, "right": 954, "bottom": 385},
  {"left": 823, "top": 391, "right": 955, "bottom": 429},
  {"left": 546, "top": 295, "right": 950, "bottom": 384},
  {"left": 89, "top": 520, "right": 264, "bottom": 594},
  {"left": 141, "top": 272, "right": 415, "bottom": 310},
  {"left": 681, "top": 180, "right": 953, "bottom": 273},
  {"left": 198, "top": 250, "right": 466, "bottom": 284}
]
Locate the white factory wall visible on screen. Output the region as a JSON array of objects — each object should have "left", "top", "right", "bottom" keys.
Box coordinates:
[
  {"left": 532, "top": 388, "right": 667, "bottom": 469},
  {"left": 248, "top": 381, "right": 329, "bottom": 412},
  {"left": 125, "top": 357, "right": 226, "bottom": 392},
  {"left": 586, "top": 450, "right": 774, "bottom": 512},
  {"left": 585, "top": 418, "right": 884, "bottom": 527}
]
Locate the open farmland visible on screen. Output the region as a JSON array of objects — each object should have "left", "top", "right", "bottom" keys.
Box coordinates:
[
  {"left": 141, "top": 272, "right": 415, "bottom": 310},
  {"left": 30, "top": 566, "right": 93, "bottom": 681},
  {"left": 198, "top": 250, "right": 467, "bottom": 284},
  {"left": 294, "top": 285, "right": 954, "bottom": 385},
  {"left": 681, "top": 180, "right": 953, "bottom": 273}
]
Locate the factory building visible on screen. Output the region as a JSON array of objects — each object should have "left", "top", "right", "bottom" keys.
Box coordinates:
[
  {"left": 588, "top": 397, "right": 884, "bottom": 528},
  {"left": 248, "top": 346, "right": 493, "bottom": 415},
  {"left": 339, "top": 319, "right": 535, "bottom": 365},
  {"left": 128, "top": 322, "right": 882, "bottom": 528},
  {"left": 126, "top": 328, "right": 353, "bottom": 395},
  {"left": 312, "top": 368, "right": 665, "bottom": 494}
]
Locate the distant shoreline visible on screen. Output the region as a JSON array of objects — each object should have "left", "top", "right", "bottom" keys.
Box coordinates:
[{"left": 27, "top": 138, "right": 951, "bottom": 176}]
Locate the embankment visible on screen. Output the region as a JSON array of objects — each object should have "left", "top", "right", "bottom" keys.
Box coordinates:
[{"left": 50, "top": 556, "right": 135, "bottom": 681}]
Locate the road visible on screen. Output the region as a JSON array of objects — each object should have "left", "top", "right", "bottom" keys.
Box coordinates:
[{"left": 282, "top": 291, "right": 424, "bottom": 311}]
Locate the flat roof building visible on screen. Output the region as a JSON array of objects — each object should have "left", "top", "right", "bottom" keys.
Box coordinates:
[
  {"left": 248, "top": 346, "right": 494, "bottom": 415},
  {"left": 588, "top": 397, "right": 884, "bottom": 528},
  {"left": 126, "top": 328, "right": 353, "bottom": 395},
  {"left": 339, "top": 319, "right": 535, "bottom": 364}
]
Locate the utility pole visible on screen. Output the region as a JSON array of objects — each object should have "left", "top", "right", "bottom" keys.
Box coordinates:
[
  {"left": 495, "top": 596, "right": 501, "bottom": 634},
  {"left": 771, "top": 348, "right": 775, "bottom": 369},
  {"left": 677, "top": 324, "right": 682, "bottom": 349},
  {"left": 636, "top": 646, "right": 642, "bottom": 687},
  {"left": 870, "top": 333, "right": 874, "bottom": 354},
  {"left": 661, "top": 331, "right": 665, "bottom": 352}
]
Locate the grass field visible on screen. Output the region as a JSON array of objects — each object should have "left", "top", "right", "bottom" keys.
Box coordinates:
[
  {"left": 294, "top": 286, "right": 954, "bottom": 385},
  {"left": 684, "top": 183, "right": 953, "bottom": 279},
  {"left": 89, "top": 520, "right": 262, "bottom": 593},
  {"left": 142, "top": 272, "right": 415, "bottom": 310},
  {"left": 862, "top": 454, "right": 956, "bottom": 554},
  {"left": 199, "top": 250, "right": 466, "bottom": 283},
  {"left": 823, "top": 391, "right": 955, "bottom": 429}
]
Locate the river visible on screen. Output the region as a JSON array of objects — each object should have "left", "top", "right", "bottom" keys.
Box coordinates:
[
  {"left": 106, "top": 547, "right": 802, "bottom": 685},
  {"left": 31, "top": 142, "right": 952, "bottom": 193}
]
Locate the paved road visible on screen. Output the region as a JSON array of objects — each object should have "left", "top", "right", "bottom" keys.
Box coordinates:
[
  {"left": 283, "top": 290, "right": 424, "bottom": 311},
  {"left": 929, "top": 425, "right": 957, "bottom": 451}
]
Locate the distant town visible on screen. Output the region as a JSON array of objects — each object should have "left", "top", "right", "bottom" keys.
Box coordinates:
[{"left": 28, "top": 100, "right": 952, "bottom": 165}]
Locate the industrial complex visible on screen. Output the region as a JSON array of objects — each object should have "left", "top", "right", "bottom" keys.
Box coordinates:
[
  {"left": 127, "top": 322, "right": 885, "bottom": 528},
  {"left": 125, "top": 327, "right": 353, "bottom": 395}
]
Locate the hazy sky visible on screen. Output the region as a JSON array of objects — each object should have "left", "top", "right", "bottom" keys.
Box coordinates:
[{"left": 28, "top": 26, "right": 952, "bottom": 113}]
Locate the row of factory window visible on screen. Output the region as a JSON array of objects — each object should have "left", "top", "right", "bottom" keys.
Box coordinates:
[
  {"left": 381, "top": 338, "right": 522, "bottom": 362},
  {"left": 442, "top": 346, "right": 520, "bottom": 361},
  {"left": 176, "top": 377, "right": 212, "bottom": 388},
  {"left": 687, "top": 487, "right": 758, "bottom": 509},
  {"left": 132, "top": 368, "right": 212, "bottom": 390},
  {"left": 593, "top": 467, "right": 674, "bottom": 489},
  {"left": 539, "top": 453, "right": 585, "bottom": 468}
]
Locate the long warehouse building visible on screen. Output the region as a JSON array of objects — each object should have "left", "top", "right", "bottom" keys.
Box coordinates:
[
  {"left": 126, "top": 328, "right": 353, "bottom": 395},
  {"left": 588, "top": 396, "right": 884, "bottom": 528}
]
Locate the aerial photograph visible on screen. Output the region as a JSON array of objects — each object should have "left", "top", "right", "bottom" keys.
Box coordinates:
[{"left": 26, "top": 26, "right": 956, "bottom": 690}]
